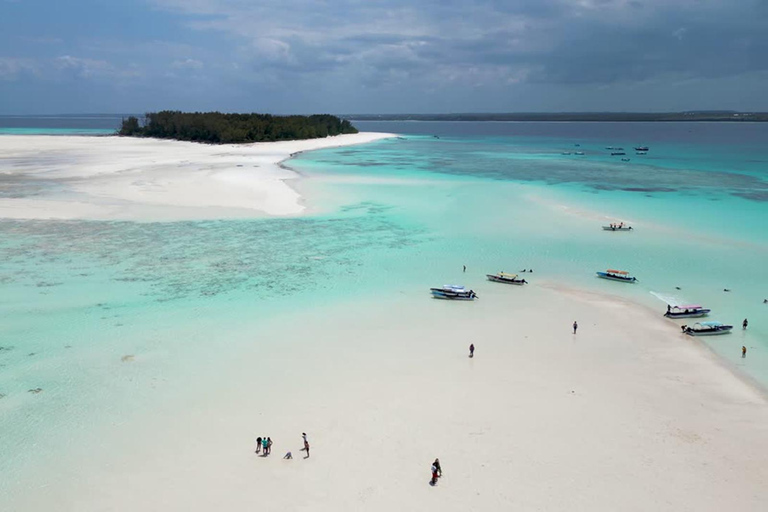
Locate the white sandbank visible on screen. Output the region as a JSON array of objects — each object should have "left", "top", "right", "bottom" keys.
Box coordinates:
[
  {"left": 0, "top": 132, "right": 395, "bottom": 221},
  {"left": 7, "top": 283, "right": 768, "bottom": 511}
]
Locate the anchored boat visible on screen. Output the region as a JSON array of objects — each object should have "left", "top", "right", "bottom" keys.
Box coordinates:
[
  {"left": 664, "top": 304, "right": 711, "bottom": 318},
  {"left": 602, "top": 223, "right": 632, "bottom": 231},
  {"left": 596, "top": 269, "right": 637, "bottom": 283},
  {"left": 682, "top": 321, "right": 732, "bottom": 336},
  {"left": 430, "top": 285, "right": 477, "bottom": 300},
  {"left": 486, "top": 272, "right": 527, "bottom": 285}
]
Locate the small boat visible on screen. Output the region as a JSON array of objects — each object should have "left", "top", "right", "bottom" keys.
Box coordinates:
[
  {"left": 634, "top": 146, "right": 649, "bottom": 151},
  {"left": 561, "top": 152, "right": 572, "bottom": 155},
  {"left": 596, "top": 269, "right": 637, "bottom": 283},
  {"left": 602, "top": 224, "right": 633, "bottom": 231},
  {"left": 574, "top": 151, "right": 585, "bottom": 155},
  {"left": 664, "top": 304, "right": 711, "bottom": 318},
  {"left": 486, "top": 272, "right": 528, "bottom": 285},
  {"left": 430, "top": 285, "right": 477, "bottom": 300},
  {"left": 621, "top": 158, "right": 630, "bottom": 162},
  {"left": 605, "top": 146, "right": 615, "bottom": 150},
  {"left": 611, "top": 152, "right": 626, "bottom": 156},
  {"left": 682, "top": 321, "right": 733, "bottom": 336},
  {"left": 635, "top": 152, "right": 647, "bottom": 155}
]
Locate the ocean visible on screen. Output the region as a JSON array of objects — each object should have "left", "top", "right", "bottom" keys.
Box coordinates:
[{"left": 1, "top": 118, "right": 767, "bottom": 501}]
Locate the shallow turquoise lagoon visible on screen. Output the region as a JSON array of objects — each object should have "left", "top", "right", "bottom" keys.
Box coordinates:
[{"left": 1, "top": 122, "right": 767, "bottom": 496}]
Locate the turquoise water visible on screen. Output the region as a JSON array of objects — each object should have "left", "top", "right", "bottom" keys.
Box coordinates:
[
  {"left": 0, "top": 128, "right": 115, "bottom": 135},
  {"left": 1, "top": 122, "right": 767, "bottom": 501},
  {"left": 0, "top": 115, "right": 122, "bottom": 135}
]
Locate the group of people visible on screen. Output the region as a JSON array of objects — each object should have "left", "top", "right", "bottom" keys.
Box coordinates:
[
  {"left": 255, "top": 436, "right": 273, "bottom": 456},
  {"left": 256, "top": 433, "right": 310, "bottom": 460}
]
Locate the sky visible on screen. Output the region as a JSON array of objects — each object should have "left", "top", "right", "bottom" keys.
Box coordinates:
[{"left": 1, "top": 0, "right": 767, "bottom": 114}]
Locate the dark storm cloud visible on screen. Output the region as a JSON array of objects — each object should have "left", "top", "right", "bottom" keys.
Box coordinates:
[{"left": 1, "top": 0, "right": 767, "bottom": 112}]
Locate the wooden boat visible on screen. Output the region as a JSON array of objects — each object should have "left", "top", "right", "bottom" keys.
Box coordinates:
[
  {"left": 602, "top": 223, "right": 633, "bottom": 231},
  {"left": 596, "top": 269, "right": 637, "bottom": 283},
  {"left": 682, "top": 321, "right": 732, "bottom": 336},
  {"left": 664, "top": 304, "right": 711, "bottom": 318},
  {"left": 430, "top": 285, "right": 477, "bottom": 300},
  {"left": 486, "top": 272, "right": 527, "bottom": 285},
  {"left": 634, "top": 146, "right": 649, "bottom": 151}
]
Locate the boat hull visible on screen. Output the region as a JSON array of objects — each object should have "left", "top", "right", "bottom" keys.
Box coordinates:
[
  {"left": 602, "top": 226, "right": 632, "bottom": 231},
  {"left": 684, "top": 328, "right": 732, "bottom": 336},
  {"left": 664, "top": 310, "right": 711, "bottom": 318},
  {"left": 431, "top": 292, "right": 475, "bottom": 300}
]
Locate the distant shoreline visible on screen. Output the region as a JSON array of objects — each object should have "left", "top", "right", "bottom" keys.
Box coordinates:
[{"left": 347, "top": 112, "right": 768, "bottom": 122}]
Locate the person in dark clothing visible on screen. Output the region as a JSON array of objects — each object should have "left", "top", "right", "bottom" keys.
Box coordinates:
[
  {"left": 433, "top": 458, "right": 442, "bottom": 477},
  {"left": 469, "top": 343, "right": 475, "bottom": 358}
]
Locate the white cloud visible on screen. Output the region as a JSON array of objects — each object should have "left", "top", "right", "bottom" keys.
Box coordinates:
[
  {"left": 171, "top": 58, "right": 204, "bottom": 70},
  {"left": 55, "top": 55, "right": 114, "bottom": 78},
  {"left": 0, "top": 57, "right": 39, "bottom": 80}
]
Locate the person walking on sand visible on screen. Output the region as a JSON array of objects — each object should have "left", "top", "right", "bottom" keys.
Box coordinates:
[
  {"left": 469, "top": 343, "right": 475, "bottom": 358},
  {"left": 742, "top": 346, "right": 747, "bottom": 357},
  {"left": 433, "top": 458, "right": 442, "bottom": 477},
  {"left": 302, "top": 432, "right": 310, "bottom": 458},
  {"left": 743, "top": 318, "right": 748, "bottom": 330},
  {"left": 267, "top": 437, "right": 273, "bottom": 455},
  {"left": 255, "top": 436, "right": 262, "bottom": 454},
  {"left": 430, "top": 463, "right": 439, "bottom": 486},
  {"left": 573, "top": 321, "right": 578, "bottom": 334}
]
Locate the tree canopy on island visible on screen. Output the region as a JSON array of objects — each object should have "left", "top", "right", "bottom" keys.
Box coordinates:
[{"left": 119, "top": 111, "right": 358, "bottom": 143}]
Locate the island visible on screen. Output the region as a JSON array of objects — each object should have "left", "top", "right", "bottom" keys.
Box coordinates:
[{"left": 119, "top": 111, "right": 358, "bottom": 143}]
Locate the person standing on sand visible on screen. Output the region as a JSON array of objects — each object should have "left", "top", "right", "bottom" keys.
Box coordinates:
[
  {"left": 430, "top": 463, "right": 439, "bottom": 486},
  {"left": 469, "top": 343, "right": 475, "bottom": 358},
  {"left": 302, "top": 433, "right": 310, "bottom": 458},
  {"left": 743, "top": 318, "right": 748, "bottom": 330},
  {"left": 433, "top": 458, "right": 442, "bottom": 477},
  {"left": 262, "top": 436, "right": 269, "bottom": 455},
  {"left": 573, "top": 321, "right": 578, "bottom": 334},
  {"left": 463, "top": 265, "right": 466, "bottom": 272},
  {"left": 267, "top": 437, "right": 273, "bottom": 455},
  {"left": 742, "top": 346, "right": 747, "bottom": 357},
  {"left": 256, "top": 436, "right": 262, "bottom": 454}
]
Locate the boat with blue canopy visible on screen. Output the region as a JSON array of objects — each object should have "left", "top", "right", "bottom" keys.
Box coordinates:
[
  {"left": 596, "top": 269, "right": 637, "bottom": 283},
  {"left": 430, "top": 285, "right": 478, "bottom": 300},
  {"left": 682, "top": 321, "right": 732, "bottom": 336}
]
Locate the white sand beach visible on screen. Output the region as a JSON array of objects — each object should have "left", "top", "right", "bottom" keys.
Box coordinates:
[
  {"left": 6, "top": 282, "right": 768, "bottom": 511},
  {"left": 0, "top": 132, "right": 395, "bottom": 221}
]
